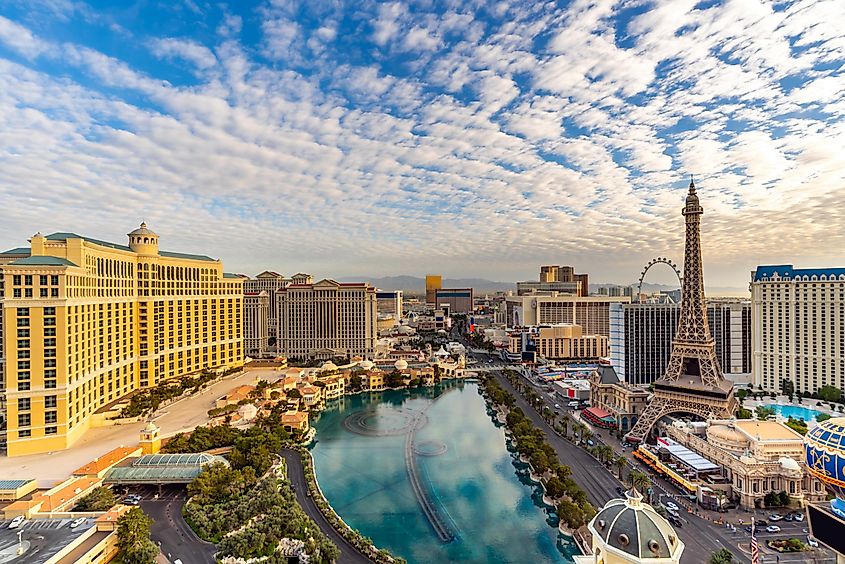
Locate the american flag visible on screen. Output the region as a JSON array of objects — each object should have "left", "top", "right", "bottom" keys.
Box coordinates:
[{"left": 751, "top": 520, "right": 759, "bottom": 564}]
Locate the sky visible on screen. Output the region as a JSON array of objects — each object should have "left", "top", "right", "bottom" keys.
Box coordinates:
[{"left": 0, "top": 0, "right": 843, "bottom": 288}]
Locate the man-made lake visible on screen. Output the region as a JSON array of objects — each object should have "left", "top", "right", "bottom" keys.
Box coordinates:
[{"left": 310, "top": 381, "right": 577, "bottom": 563}]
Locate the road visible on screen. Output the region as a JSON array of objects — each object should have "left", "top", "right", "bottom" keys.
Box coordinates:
[
  {"left": 482, "top": 364, "right": 749, "bottom": 563},
  {"left": 280, "top": 449, "right": 374, "bottom": 564},
  {"left": 142, "top": 495, "right": 216, "bottom": 564}
]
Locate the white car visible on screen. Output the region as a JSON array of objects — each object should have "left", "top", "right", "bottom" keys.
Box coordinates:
[
  {"left": 665, "top": 502, "right": 679, "bottom": 512},
  {"left": 807, "top": 536, "right": 819, "bottom": 548},
  {"left": 8, "top": 516, "right": 24, "bottom": 529},
  {"left": 765, "top": 525, "right": 781, "bottom": 533},
  {"left": 769, "top": 513, "right": 783, "bottom": 521},
  {"left": 794, "top": 513, "right": 804, "bottom": 522},
  {"left": 70, "top": 517, "right": 86, "bottom": 529}
]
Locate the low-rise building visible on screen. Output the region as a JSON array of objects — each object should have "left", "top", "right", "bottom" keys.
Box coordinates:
[
  {"left": 215, "top": 384, "right": 256, "bottom": 408},
  {"left": 589, "top": 365, "right": 650, "bottom": 434},
  {"left": 664, "top": 419, "right": 826, "bottom": 509},
  {"left": 281, "top": 411, "right": 309, "bottom": 433}
]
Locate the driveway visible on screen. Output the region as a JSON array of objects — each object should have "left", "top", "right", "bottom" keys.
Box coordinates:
[
  {"left": 280, "top": 449, "right": 374, "bottom": 564},
  {"left": 141, "top": 496, "right": 216, "bottom": 564}
]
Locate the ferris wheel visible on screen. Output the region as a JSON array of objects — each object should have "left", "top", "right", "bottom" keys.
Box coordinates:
[{"left": 637, "top": 257, "right": 682, "bottom": 299}]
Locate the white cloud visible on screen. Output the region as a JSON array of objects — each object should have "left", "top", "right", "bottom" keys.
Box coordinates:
[
  {"left": 0, "top": 15, "right": 50, "bottom": 59},
  {"left": 150, "top": 37, "right": 217, "bottom": 70}
]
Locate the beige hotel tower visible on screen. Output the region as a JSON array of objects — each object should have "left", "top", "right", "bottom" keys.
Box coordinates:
[{"left": 0, "top": 224, "right": 243, "bottom": 457}]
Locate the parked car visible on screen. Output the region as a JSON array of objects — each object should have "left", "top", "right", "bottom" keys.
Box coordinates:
[
  {"left": 784, "top": 513, "right": 794, "bottom": 521},
  {"left": 755, "top": 519, "right": 768, "bottom": 527},
  {"left": 586, "top": 439, "right": 595, "bottom": 447},
  {"left": 765, "top": 525, "right": 781, "bottom": 533},
  {"left": 70, "top": 517, "right": 86, "bottom": 529},
  {"left": 568, "top": 401, "right": 579, "bottom": 408},
  {"left": 807, "top": 536, "right": 819, "bottom": 548},
  {"left": 8, "top": 516, "right": 24, "bottom": 529},
  {"left": 794, "top": 512, "right": 804, "bottom": 522},
  {"left": 554, "top": 404, "right": 560, "bottom": 409},
  {"left": 745, "top": 526, "right": 754, "bottom": 533},
  {"left": 769, "top": 513, "right": 783, "bottom": 521}
]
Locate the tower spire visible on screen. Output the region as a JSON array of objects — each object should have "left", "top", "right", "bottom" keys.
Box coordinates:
[{"left": 689, "top": 175, "right": 695, "bottom": 192}]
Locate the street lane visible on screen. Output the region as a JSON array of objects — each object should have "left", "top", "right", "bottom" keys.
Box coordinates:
[
  {"left": 280, "top": 449, "right": 374, "bottom": 564},
  {"left": 142, "top": 497, "right": 216, "bottom": 564}
]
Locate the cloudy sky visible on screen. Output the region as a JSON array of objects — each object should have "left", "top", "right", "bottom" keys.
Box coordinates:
[{"left": 0, "top": 0, "right": 843, "bottom": 288}]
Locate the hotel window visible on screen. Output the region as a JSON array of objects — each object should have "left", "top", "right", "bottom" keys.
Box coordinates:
[
  {"left": 18, "top": 413, "right": 31, "bottom": 427},
  {"left": 45, "top": 426, "right": 57, "bottom": 435},
  {"left": 51, "top": 275, "right": 59, "bottom": 285},
  {"left": 45, "top": 411, "right": 57, "bottom": 424},
  {"left": 24, "top": 275, "right": 32, "bottom": 285},
  {"left": 45, "top": 395, "right": 57, "bottom": 408},
  {"left": 18, "top": 430, "right": 31, "bottom": 438},
  {"left": 18, "top": 398, "right": 31, "bottom": 411}
]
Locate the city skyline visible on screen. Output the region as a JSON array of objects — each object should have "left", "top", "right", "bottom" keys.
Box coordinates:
[{"left": 0, "top": 1, "right": 843, "bottom": 286}]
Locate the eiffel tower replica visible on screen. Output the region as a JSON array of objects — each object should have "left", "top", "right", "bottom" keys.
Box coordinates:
[{"left": 625, "top": 179, "right": 737, "bottom": 443}]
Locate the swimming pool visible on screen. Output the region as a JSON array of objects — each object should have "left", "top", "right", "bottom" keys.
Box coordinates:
[{"left": 763, "top": 403, "right": 825, "bottom": 422}]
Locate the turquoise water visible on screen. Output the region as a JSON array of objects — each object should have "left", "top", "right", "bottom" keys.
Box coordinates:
[
  {"left": 764, "top": 403, "right": 824, "bottom": 422},
  {"left": 310, "top": 382, "right": 577, "bottom": 564}
]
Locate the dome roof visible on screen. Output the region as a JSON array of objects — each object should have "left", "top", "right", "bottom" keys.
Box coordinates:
[
  {"left": 590, "top": 488, "right": 683, "bottom": 561},
  {"left": 394, "top": 359, "right": 409, "bottom": 370},
  {"left": 706, "top": 424, "right": 747, "bottom": 449},
  {"left": 358, "top": 360, "right": 374, "bottom": 370},
  {"left": 143, "top": 421, "right": 159, "bottom": 433},
  {"left": 128, "top": 222, "right": 157, "bottom": 237},
  {"left": 779, "top": 456, "right": 800, "bottom": 472},
  {"left": 320, "top": 361, "right": 338, "bottom": 372},
  {"left": 434, "top": 346, "right": 450, "bottom": 357}
]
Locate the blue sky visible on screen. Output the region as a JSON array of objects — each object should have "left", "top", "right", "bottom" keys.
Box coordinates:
[{"left": 0, "top": 0, "right": 843, "bottom": 288}]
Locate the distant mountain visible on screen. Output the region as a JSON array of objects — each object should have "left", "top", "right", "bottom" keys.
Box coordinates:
[{"left": 337, "top": 275, "right": 515, "bottom": 294}]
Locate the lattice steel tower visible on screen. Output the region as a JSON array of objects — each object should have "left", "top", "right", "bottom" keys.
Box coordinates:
[{"left": 625, "top": 179, "right": 737, "bottom": 443}]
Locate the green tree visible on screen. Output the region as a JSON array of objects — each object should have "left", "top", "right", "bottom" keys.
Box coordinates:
[
  {"left": 817, "top": 413, "right": 832, "bottom": 423},
  {"left": 708, "top": 547, "right": 735, "bottom": 564},
  {"left": 819, "top": 385, "right": 842, "bottom": 403},
  {"left": 74, "top": 486, "right": 117, "bottom": 512},
  {"left": 116, "top": 507, "right": 158, "bottom": 564},
  {"left": 614, "top": 455, "right": 627, "bottom": 480},
  {"left": 557, "top": 499, "right": 585, "bottom": 529},
  {"left": 736, "top": 407, "right": 753, "bottom": 419},
  {"left": 785, "top": 416, "right": 808, "bottom": 436},
  {"left": 628, "top": 470, "right": 651, "bottom": 491},
  {"left": 756, "top": 406, "right": 776, "bottom": 420}
]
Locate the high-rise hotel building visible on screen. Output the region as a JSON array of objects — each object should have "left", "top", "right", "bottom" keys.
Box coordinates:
[
  {"left": 752, "top": 265, "right": 845, "bottom": 394},
  {"left": 0, "top": 225, "right": 243, "bottom": 456},
  {"left": 277, "top": 279, "right": 377, "bottom": 360},
  {"left": 244, "top": 290, "right": 270, "bottom": 358},
  {"left": 610, "top": 299, "right": 751, "bottom": 386}
]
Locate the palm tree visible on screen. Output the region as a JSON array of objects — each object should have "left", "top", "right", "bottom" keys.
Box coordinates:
[
  {"left": 628, "top": 470, "right": 652, "bottom": 492},
  {"left": 581, "top": 428, "right": 594, "bottom": 445},
  {"left": 560, "top": 417, "right": 569, "bottom": 439},
  {"left": 614, "top": 455, "right": 627, "bottom": 480}
]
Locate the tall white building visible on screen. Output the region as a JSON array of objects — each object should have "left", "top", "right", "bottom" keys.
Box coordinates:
[
  {"left": 752, "top": 265, "right": 845, "bottom": 394},
  {"left": 277, "top": 279, "right": 377, "bottom": 360},
  {"left": 376, "top": 290, "right": 403, "bottom": 326},
  {"left": 505, "top": 295, "right": 630, "bottom": 337},
  {"left": 610, "top": 300, "right": 751, "bottom": 386},
  {"left": 244, "top": 290, "right": 270, "bottom": 358}
]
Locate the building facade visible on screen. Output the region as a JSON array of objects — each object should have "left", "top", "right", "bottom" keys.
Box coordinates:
[
  {"left": 0, "top": 225, "right": 243, "bottom": 456},
  {"left": 276, "top": 279, "right": 377, "bottom": 360},
  {"left": 506, "top": 295, "right": 630, "bottom": 337},
  {"left": 434, "top": 288, "right": 473, "bottom": 314},
  {"left": 244, "top": 271, "right": 288, "bottom": 347},
  {"left": 589, "top": 365, "right": 650, "bottom": 434},
  {"left": 532, "top": 325, "right": 608, "bottom": 362},
  {"left": 376, "top": 290, "right": 403, "bottom": 324},
  {"left": 610, "top": 300, "right": 751, "bottom": 386},
  {"left": 528, "top": 265, "right": 587, "bottom": 296},
  {"left": 751, "top": 265, "right": 845, "bottom": 394},
  {"left": 425, "top": 274, "right": 442, "bottom": 305},
  {"left": 244, "top": 291, "right": 270, "bottom": 358},
  {"left": 664, "top": 419, "right": 826, "bottom": 510}
]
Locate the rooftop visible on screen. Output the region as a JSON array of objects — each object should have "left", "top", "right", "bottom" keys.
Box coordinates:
[
  {"left": 0, "top": 479, "right": 35, "bottom": 490},
  {"left": 43, "top": 232, "right": 218, "bottom": 262},
  {"left": 734, "top": 420, "right": 803, "bottom": 442},
  {"left": 72, "top": 446, "right": 140, "bottom": 476},
  {"left": 9, "top": 256, "right": 78, "bottom": 267},
  {"left": 754, "top": 264, "right": 845, "bottom": 282},
  {"left": 103, "top": 453, "right": 228, "bottom": 484}
]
